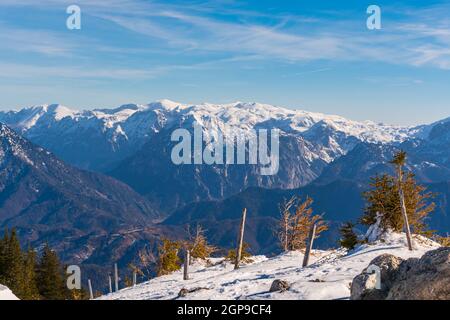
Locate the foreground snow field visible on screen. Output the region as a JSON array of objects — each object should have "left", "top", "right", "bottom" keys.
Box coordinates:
[
  {"left": 99, "top": 233, "right": 440, "bottom": 300},
  {"left": 0, "top": 285, "right": 19, "bottom": 300}
]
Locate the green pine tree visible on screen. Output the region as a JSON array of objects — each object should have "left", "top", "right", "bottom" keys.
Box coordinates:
[
  {"left": 339, "top": 221, "right": 359, "bottom": 250},
  {"left": 362, "top": 172, "right": 435, "bottom": 235},
  {"left": 0, "top": 229, "right": 9, "bottom": 283},
  {"left": 156, "top": 239, "right": 182, "bottom": 276},
  {"left": 2, "top": 229, "right": 26, "bottom": 298},
  {"left": 226, "top": 242, "right": 253, "bottom": 264},
  {"left": 36, "top": 244, "right": 66, "bottom": 300},
  {"left": 21, "top": 246, "right": 40, "bottom": 300}
]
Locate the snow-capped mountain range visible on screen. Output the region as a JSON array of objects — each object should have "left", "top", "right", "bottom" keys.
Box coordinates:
[
  {"left": 0, "top": 99, "right": 422, "bottom": 170},
  {"left": 1, "top": 100, "right": 448, "bottom": 213}
]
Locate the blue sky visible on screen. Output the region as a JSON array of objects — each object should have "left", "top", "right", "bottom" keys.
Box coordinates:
[{"left": 0, "top": 0, "right": 449, "bottom": 125}]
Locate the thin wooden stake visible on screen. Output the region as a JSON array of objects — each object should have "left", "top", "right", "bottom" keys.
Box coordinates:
[
  {"left": 398, "top": 167, "right": 414, "bottom": 251},
  {"left": 108, "top": 275, "right": 112, "bottom": 294},
  {"left": 302, "top": 223, "right": 317, "bottom": 267},
  {"left": 114, "top": 263, "right": 119, "bottom": 292},
  {"left": 183, "top": 250, "right": 190, "bottom": 280},
  {"left": 234, "top": 208, "right": 247, "bottom": 270},
  {"left": 88, "top": 279, "right": 93, "bottom": 300},
  {"left": 133, "top": 271, "right": 137, "bottom": 287}
]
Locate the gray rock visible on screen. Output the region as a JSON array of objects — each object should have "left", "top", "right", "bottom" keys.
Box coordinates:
[
  {"left": 270, "top": 280, "right": 290, "bottom": 292},
  {"left": 351, "top": 248, "right": 450, "bottom": 300},
  {"left": 177, "top": 287, "right": 210, "bottom": 298},
  {"left": 351, "top": 253, "right": 403, "bottom": 300},
  {"left": 387, "top": 247, "right": 450, "bottom": 300},
  {"left": 178, "top": 288, "right": 189, "bottom": 298},
  {"left": 351, "top": 272, "right": 382, "bottom": 300}
]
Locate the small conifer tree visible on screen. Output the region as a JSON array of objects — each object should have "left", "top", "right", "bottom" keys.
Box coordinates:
[
  {"left": 362, "top": 172, "right": 435, "bottom": 236},
  {"left": 156, "top": 239, "right": 182, "bottom": 276},
  {"left": 2, "top": 229, "right": 26, "bottom": 298},
  {"left": 226, "top": 242, "right": 253, "bottom": 264},
  {"left": 339, "top": 221, "right": 359, "bottom": 250},
  {"left": 36, "top": 244, "right": 66, "bottom": 300},
  {"left": 21, "top": 246, "right": 40, "bottom": 300}
]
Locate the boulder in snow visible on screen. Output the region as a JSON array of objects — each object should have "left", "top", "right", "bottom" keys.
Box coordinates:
[
  {"left": 351, "top": 247, "right": 450, "bottom": 300},
  {"left": 387, "top": 247, "right": 450, "bottom": 300},
  {"left": 269, "top": 280, "right": 290, "bottom": 292}
]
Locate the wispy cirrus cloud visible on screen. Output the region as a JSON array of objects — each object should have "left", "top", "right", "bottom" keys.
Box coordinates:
[{"left": 1, "top": 0, "right": 450, "bottom": 75}]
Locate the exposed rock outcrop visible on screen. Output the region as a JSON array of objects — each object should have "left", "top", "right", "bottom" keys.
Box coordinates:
[{"left": 351, "top": 247, "right": 450, "bottom": 300}]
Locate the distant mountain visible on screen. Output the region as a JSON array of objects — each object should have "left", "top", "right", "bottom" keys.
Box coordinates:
[
  {"left": 0, "top": 100, "right": 415, "bottom": 170},
  {"left": 1, "top": 101, "right": 449, "bottom": 215},
  {"left": 0, "top": 100, "right": 421, "bottom": 212},
  {"left": 315, "top": 119, "right": 450, "bottom": 185},
  {"left": 0, "top": 123, "right": 162, "bottom": 269}
]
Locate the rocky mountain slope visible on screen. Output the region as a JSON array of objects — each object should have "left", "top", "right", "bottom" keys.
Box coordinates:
[{"left": 0, "top": 123, "right": 163, "bottom": 269}]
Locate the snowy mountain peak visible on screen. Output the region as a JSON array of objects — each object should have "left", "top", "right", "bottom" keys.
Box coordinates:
[
  {"left": 0, "top": 100, "right": 448, "bottom": 174},
  {"left": 0, "top": 100, "right": 411, "bottom": 138},
  {"left": 45, "top": 104, "right": 77, "bottom": 120},
  {"left": 152, "top": 99, "right": 186, "bottom": 110}
]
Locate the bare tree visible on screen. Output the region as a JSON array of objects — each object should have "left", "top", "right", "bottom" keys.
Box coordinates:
[
  {"left": 278, "top": 196, "right": 328, "bottom": 251},
  {"left": 278, "top": 196, "right": 297, "bottom": 252},
  {"left": 137, "top": 246, "right": 154, "bottom": 280},
  {"left": 185, "top": 224, "right": 216, "bottom": 261}
]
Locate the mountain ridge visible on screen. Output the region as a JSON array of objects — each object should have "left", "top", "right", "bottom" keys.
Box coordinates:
[
  {"left": 0, "top": 122, "right": 163, "bottom": 266},
  {"left": 2, "top": 100, "right": 448, "bottom": 213}
]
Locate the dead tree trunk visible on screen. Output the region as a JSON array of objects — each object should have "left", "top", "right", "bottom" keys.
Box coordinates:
[
  {"left": 133, "top": 271, "right": 137, "bottom": 287},
  {"left": 397, "top": 167, "right": 413, "bottom": 250},
  {"left": 234, "top": 208, "right": 247, "bottom": 270},
  {"left": 282, "top": 215, "right": 289, "bottom": 252},
  {"left": 302, "top": 223, "right": 317, "bottom": 267},
  {"left": 183, "top": 249, "right": 190, "bottom": 280},
  {"left": 114, "top": 263, "right": 119, "bottom": 292},
  {"left": 108, "top": 275, "right": 112, "bottom": 294},
  {"left": 88, "top": 279, "right": 93, "bottom": 300}
]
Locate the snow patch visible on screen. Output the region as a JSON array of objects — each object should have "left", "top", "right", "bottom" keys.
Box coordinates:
[
  {"left": 99, "top": 233, "right": 439, "bottom": 300},
  {"left": 0, "top": 284, "right": 19, "bottom": 300}
]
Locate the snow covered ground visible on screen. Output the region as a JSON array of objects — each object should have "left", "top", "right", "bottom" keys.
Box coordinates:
[
  {"left": 0, "top": 285, "right": 19, "bottom": 300},
  {"left": 98, "top": 233, "right": 440, "bottom": 300}
]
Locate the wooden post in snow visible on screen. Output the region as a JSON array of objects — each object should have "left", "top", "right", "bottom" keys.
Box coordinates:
[
  {"left": 108, "top": 275, "right": 112, "bottom": 294},
  {"left": 398, "top": 168, "right": 414, "bottom": 251},
  {"left": 391, "top": 151, "right": 413, "bottom": 251},
  {"left": 302, "top": 223, "right": 317, "bottom": 267},
  {"left": 133, "top": 271, "right": 137, "bottom": 287},
  {"left": 234, "top": 208, "right": 247, "bottom": 270},
  {"left": 88, "top": 279, "right": 93, "bottom": 300},
  {"left": 183, "top": 249, "right": 190, "bottom": 280},
  {"left": 114, "top": 263, "right": 119, "bottom": 292}
]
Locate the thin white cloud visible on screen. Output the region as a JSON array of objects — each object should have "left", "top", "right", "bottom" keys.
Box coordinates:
[
  {"left": 0, "top": 62, "right": 162, "bottom": 80},
  {"left": 1, "top": 0, "right": 450, "bottom": 74}
]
